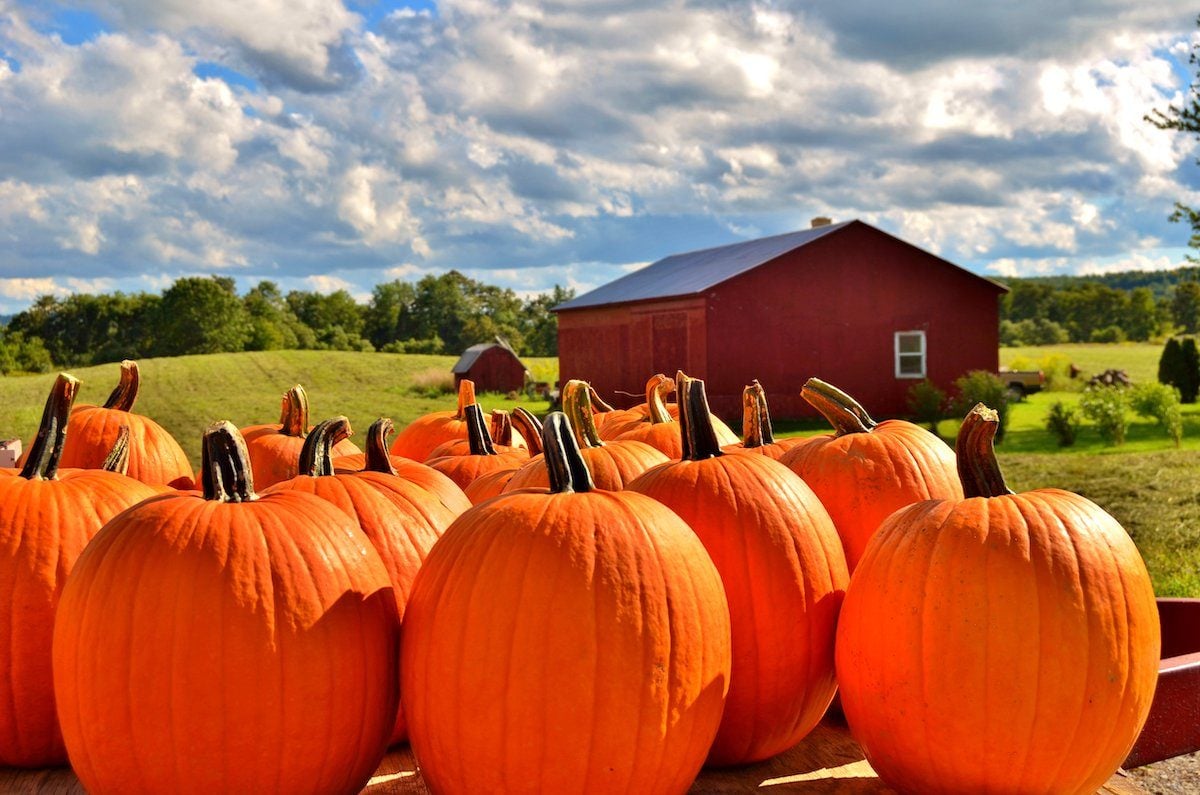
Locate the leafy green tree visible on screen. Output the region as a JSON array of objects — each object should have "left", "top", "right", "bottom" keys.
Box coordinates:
[
  {"left": 521, "top": 285, "right": 574, "bottom": 356},
  {"left": 244, "top": 281, "right": 315, "bottom": 350},
  {"left": 1183, "top": 336, "right": 1200, "bottom": 403},
  {"left": 1147, "top": 15, "right": 1200, "bottom": 259},
  {"left": 1172, "top": 282, "right": 1200, "bottom": 334},
  {"left": 365, "top": 280, "right": 417, "bottom": 349},
  {"left": 154, "top": 276, "right": 251, "bottom": 356},
  {"left": 1123, "top": 287, "right": 1162, "bottom": 341}
]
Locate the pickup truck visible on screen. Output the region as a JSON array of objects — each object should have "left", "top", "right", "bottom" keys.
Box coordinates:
[{"left": 998, "top": 368, "right": 1045, "bottom": 397}]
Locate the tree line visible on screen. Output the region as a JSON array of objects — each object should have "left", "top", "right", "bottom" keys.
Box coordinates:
[
  {"left": 999, "top": 277, "right": 1200, "bottom": 345},
  {"left": 0, "top": 272, "right": 574, "bottom": 373}
]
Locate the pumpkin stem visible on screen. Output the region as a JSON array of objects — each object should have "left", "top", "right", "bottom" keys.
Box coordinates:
[
  {"left": 587, "top": 385, "right": 615, "bottom": 413},
  {"left": 464, "top": 404, "right": 497, "bottom": 456},
  {"left": 563, "top": 380, "right": 605, "bottom": 449},
  {"left": 801, "top": 377, "right": 877, "bottom": 436},
  {"left": 101, "top": 426, "right": 131, "bottom": 475},
  {"left": 299, "top": 417, "right": 353, "bottom": 477},
  {"left": 511, "top": 408, "right": 543, "bottom": 456},
  {"left": 543, "top": 411, "right": 594, "bottom": 494},
  {"left": 102, "top": 360, "right": 140, "bottom": 412},
  {"left": 741, "top": 380, "right": 775, "bottom": 447},
  {"left": 956, "top": 403, "right": 1013, "bottom": 499},
  {"left": 490, "top": 410, "right": 515, "bottom": 447},
  {"left": 455, "top": 379, "right": 476, "bottom": 420},
  {"left": 364, "top": 418, "right": 398, "bottom": 475},
  {"left": 677, "top": 371, "right": 723, "bottom": 461},
  {"left": 646, "top": 374, "right": 674, "bottom": 425},
  {"left": 279, "top": 385, "right": 309, "bottom": 438},
  {"left": 20, "top": 373, "right": 80, "bottom": 481},
  {"left": 201, "top": 421, "right": 257, "bottom": 502}
]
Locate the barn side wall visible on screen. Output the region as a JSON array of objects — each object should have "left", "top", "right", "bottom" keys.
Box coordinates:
[
  {"left": 456, "top": 347, "right": 528, "bottom": 394},
  {"left": 702, "top": 224, "right": 1001, "bottom": 420}
]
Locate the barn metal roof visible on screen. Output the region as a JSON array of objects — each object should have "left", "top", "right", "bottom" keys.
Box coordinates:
[
  {"left": 452, "top": 339, "right": 521, "bottom": 374},
  {"left": 554, "top": 219, "right": 1005, "bottom": 311},
  {"left": 555, "top": 222, "right": 851, "bottom": 311}
]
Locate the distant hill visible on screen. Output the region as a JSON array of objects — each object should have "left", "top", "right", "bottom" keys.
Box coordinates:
[{"left": 995, "top": 263, "right": 1200, "bottom": 299}]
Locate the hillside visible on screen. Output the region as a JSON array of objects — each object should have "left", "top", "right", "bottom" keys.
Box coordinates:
[
  {"left": 997, "top": 263, "right": 1200, "bottom": 299},
  {"left": 0, "top": 350, "right": 558, "bottom": 467}
]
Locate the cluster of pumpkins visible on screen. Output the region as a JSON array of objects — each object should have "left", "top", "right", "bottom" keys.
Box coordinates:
[{"left": 0, "top": 360, "right": 1160, "bottom": 794}]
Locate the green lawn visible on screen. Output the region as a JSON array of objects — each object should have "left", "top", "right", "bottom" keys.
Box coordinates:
[
  {"left": 0, "top": 351, "right": 558, "bottom": 467},
  {"left": 1001, "top": 341, "right": 1162, "bottom": 384}
]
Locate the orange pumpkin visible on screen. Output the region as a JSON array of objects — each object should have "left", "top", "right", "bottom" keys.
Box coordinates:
[
  {"left": 779, "top": 377, "right": 962, "bottom": 571},
  {"left": 266, "top": 416, "right": 458, "bottom": 745},
  {"left": 721, "top": 380, "right": 810, "bottom": 460},
  {"left": 0, "top": 375, "right": 158, "bottom": 768},
  {"left": 241, "top": 383, "right": 361, "bottom": 488},
  {"left": 425, "top": 404, "right": 527, "bottom": 489},
  {"left": 504, "top": 379, "right": 667, "bottom": 492},
  {"left": 53, "top": 421, "right": 399, "bottom": 794},
  {"left": 462, "top": 466, "right": 521, "bottom": 504},
  {"left": 389, "top": 378, "right": 476, "bottom": 461},
  {"left": 600, "top": 375, "right": 739, "bottom": 445},
  {"left": 402, "top": 412, "right": 732, "bottom": 793},
  {"left": 332, "top": 418, "right": 471, "bottom": 515},
  {"left": 509, "top": 407, "right": 544, "bottom": 456},
  {"left": 627, "top": 373, "right": 848, "bottom": 766},
  {"left": 53, "top": 360, "right": 194, "bottom": 488},
  {"left": 613, "top": 374, "right": 684, "bottom": 457},
  {"left": 837, "top": 405, "right": 1160, "bottom": 794}
]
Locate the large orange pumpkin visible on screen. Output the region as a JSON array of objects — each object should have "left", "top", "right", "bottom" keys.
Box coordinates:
[
  {"left": 836, "top": 405, "right": 1160, "bottom": 794},
  {"left": 265, "top": 416, "right": 458, "bottom": 745},
  {"left": 599, "top": 374, "right": 739, "bottom": 445},
  {"left": 52, "top": 422, "right": 399, "bottom": 795},
  {"left": 54, "top": 360, "right": 194, "bottom": 488},
  {"left": 241, "top": 383, "right": 361, "bottom": 488},
  {"left": 614, "top": 374, "right": 684, "bottom": 457},
  {"left": 332, "top": 418, "right": 471, "bottom": 515},
  {"left": 0, "top": 375, "right": 158, "bottom": 768},
  {"left": 389, "top": 378, "right": 476, "bottom": 461},
  {"left": 504, "top": 379, "right": 667, "bottom": 492},
  {"left": 721, "top": 380, "right": 810, "bottom": 460},
  {"left": 627, "top": 373, "right": 848, "bottom": 766},
  {"left": 424, "top": 403, "right": 527, "bottom": 489},
  {"left": 402, "top": 412, "right": 732, "bottom": 794},
  {"left": 779, "top": 377, "right": 962, "bottom": 571}
]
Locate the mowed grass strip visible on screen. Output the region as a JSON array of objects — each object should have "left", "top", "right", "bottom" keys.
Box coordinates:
[
  {"left": 1001, "top": 341, "right": 1163, "bottom": 383},
  {"left": 0, "top": 350, "right": 558, "bottom": 467}
]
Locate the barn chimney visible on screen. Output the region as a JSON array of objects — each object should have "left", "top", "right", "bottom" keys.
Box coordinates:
[{"left": 811, "top": 216, "right": 832, "bottom": 228}]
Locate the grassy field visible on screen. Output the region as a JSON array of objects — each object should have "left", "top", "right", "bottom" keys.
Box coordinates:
[
  {"left": 0, "top": 351, "right": 558, "bottom": 467},
  {"left": 1000, "top": 341, "right": 1161, "bottom": 384}
]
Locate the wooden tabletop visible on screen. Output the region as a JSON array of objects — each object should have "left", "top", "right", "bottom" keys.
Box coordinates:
[{"left": 0, "top": 718, "right": 1148, "bottom": 794}]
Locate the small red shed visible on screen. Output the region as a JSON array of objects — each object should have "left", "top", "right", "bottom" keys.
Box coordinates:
[
  {"left": 452, "top": 339, "right": 528, "bottom": 394},
  {"left": 554, "top": 219, "right": 1006, "bottom": 420}
]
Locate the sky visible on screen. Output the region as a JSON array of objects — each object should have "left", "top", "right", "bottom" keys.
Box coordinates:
[{"left": 0, "top": 1, "right": 1198, "bottom": 314}]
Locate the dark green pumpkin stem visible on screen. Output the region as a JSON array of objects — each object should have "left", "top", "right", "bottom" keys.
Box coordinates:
[
  {"left": 299, "top": 417, "right": 353, "bottom": 477},
  {"left": 956, "top": 403, "right": 1013, "bottom": 498},
  {"left": 279, "top": 385, "right": 309, "bottom": 437},
  {"left": 802, "top": 377, "right": 877, "bottom": 436},
  {"left": 587, "top": 386, "right": 615, "bottom": 413},
  {"left": 201, "top": 421, "right": 257, "bottom": 502},
  {"left": 563, "top": 380, "right": 605, "bottom": 449},
  {"left": 511, "top": 408, "right": 543, "bottom": 456},
  {"left": 455, "top": 379, "right": 476, "bottom": 420},
  {"left": 364, "top": 418, "right": 397, "bottom": 475},
  {"left": 102, "top": 360, "right": 140, "bottom": 412},
  {"left": 20, "top": 373, "right": 80, "bottom": 481},
  {"left": 646, "top": 374, "right": 674, "bottom": 425},
  {"left": 490, "top": 410, "right": 515, "bottom": 447},
  {"left": 101, "top": 426, "right": 131, "bottom": 475},
  {"left": 542, "top": 411, "right": 594, "bottom": 494},
  {"left": 677, "top": 371, "right": 723, "bottom": 461},
  {"left": 741, "top": 380, "right": 775, "bottom": 447},
  {"left": 464, "top": 404, "right": 497, "bottom": 456}
]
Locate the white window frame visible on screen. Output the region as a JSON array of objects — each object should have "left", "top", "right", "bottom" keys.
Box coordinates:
[{"left": 894, "top": 330, "right": 926, "bottom": 379}]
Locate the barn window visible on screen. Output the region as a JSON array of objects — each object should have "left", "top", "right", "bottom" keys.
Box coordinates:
[{"left": 894, "top": 331, "right": 926, "bottom": 378}]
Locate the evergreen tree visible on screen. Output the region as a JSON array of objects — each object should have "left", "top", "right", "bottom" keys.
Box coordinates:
[{"left": 1182, "top": 337, "right": 1200, "bottom": 403}]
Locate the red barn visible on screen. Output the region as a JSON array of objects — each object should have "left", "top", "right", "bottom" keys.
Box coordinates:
[
  {"left": 554, "top": 219, "right": 1006, "bottom": 420},
  {"left": 452, "top": 340, "right": 528, "bottom": 394}
]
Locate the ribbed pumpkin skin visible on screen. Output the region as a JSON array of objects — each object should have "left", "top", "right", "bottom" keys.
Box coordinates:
[
  {"left": 615, "top": 422, "right": 683, "bottom": 459},
  {"left": 265, "top": 472, "right": 458, "bottom": 744},
  {"left": 52, "top": 491, "right": 399, "bottom": 795},
  {"left": 462, "top": 467, "right": 519, "bottom": 504},
  {"left": 0, "top": 470, "right": 158, "bottom": 767},
  {"left": 780, "top": 420, "right": 961, "bottom": 571},
  {"left": 58, "top": 407, "right": 194, "bottom": 488},
  {"left": 720, "top": 436, "right": 808, "bottom": 461},
  {"left": 241, "top": 423, "right": 361, "bottom": 488},
  {"left": 837, "top": 491, "right": 1160, "bottom": 795},
  {"left": 333, "top": 451, "right": 471, "bottom": 514},
  {"left": 402, "top": 490, "right": 732, "bottom": 794},
  {"left": 599, "top": 404, "right": 739, "bottom": 445},
  {"left": 425, "top": 449, "right": 527, "bottom": 490},
  {"left": 389, "top": 412, "right": 468, "bottom": 462},
  {"left": 627, "top": 453, "right": 848, "bottom": 766},
  {"left": 503, "top": 441, "right": 668, "bottom": 492}
]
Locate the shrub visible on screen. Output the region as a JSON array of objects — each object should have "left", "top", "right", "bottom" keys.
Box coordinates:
[
  {"left": 1079, "top": 386, "right": 1129, "bottom": 446},
  {"left": 382, "top": 337, "right": 445, "bottom": 355},
  {"left": 1090, "top": 325, "right": 1127, "bottom": 344},
  {"left": 952, "top": 371, "right": 1009, "bottom": 442},
  {"left": 1045, "top": 401, "right": 1081, "bottom": 447},
  {"left": 1130, "top": 382, "right": 1184, "bottom": 447},
  {"left": 906, "top": 379, "right": 947, "bottom": 434},
  {"left": 1183, "top": 338, "right": 1200, "bottom": 403}
]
